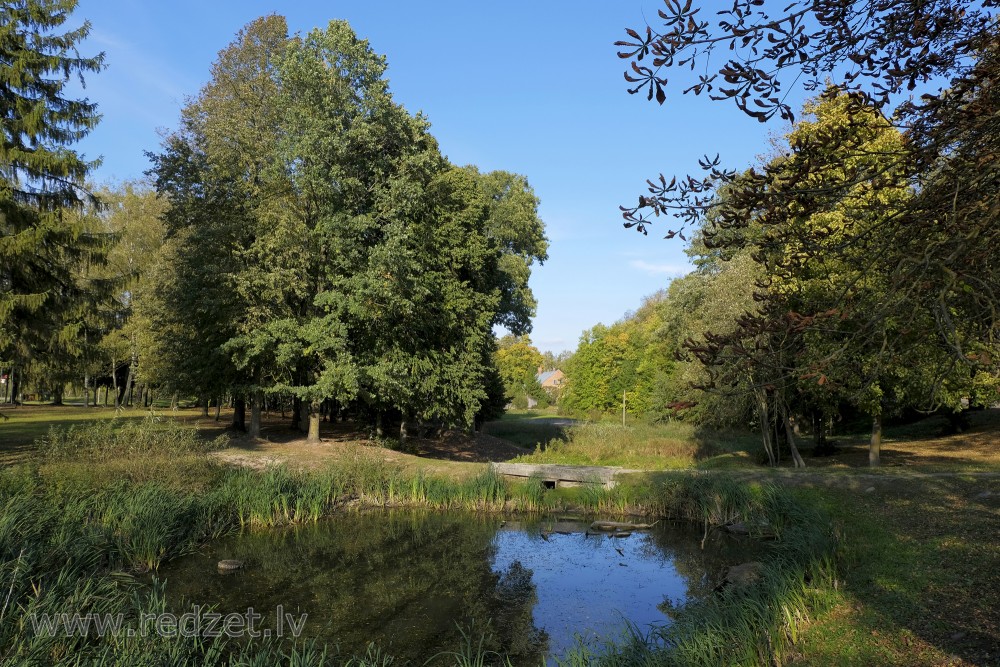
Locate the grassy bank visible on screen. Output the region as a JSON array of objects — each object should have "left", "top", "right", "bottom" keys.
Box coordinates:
[
  {"left": 1, "top": 419, "right": 837, "bottom": 666},
  {"left": 504, "top": 409, "right": 1000, "bottom": 474},
  {"left": 510, "top": 420, "right": 759, "bottom": 471},
  {"left": 0, "top": 404, "right": 182, "bottom": 466},
  {"left": 788, "top": 478, "right": 999, "bottom": 665}
]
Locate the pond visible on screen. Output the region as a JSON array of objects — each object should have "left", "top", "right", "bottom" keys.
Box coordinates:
[{"left": 157, "top": 511, "right": 759, "bottom": 664}]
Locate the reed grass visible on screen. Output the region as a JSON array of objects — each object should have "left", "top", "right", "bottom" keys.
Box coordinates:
[
  {"left": 1, "top": 420, "right": 838, "bottom": 666},
  {"left": 428, "top": 622, "right": 515, "bottom": 667}
]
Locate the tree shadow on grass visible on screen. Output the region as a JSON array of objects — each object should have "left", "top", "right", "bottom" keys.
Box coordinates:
[
  {"left": 480, "top": 417, "right": 575, "bottom": 451},
  {"left": 689, "top": 426, "right": 763, "bottom": 467},
  {"left": 693, "top": 408, "right": 1000, "bottom": 471},
  {"left": 796, "top": 475, "right": 999, "bottom": 665}
]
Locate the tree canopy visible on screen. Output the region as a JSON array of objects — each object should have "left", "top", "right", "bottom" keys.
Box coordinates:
[
  {"left": 608, "top": 2, "right": 999, "bottom": 465},
  {"left": 495, "top": 335, "right": 544, "bottom": 407},
  {"left": 146, "top": 16, "right": 547, "bottom": 439},
  {"left": 616, "top": 0, "right": 994, "bottom": 122}
]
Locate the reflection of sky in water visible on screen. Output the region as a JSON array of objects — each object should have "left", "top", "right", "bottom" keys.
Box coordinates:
[
  {"left": 156, "top": 513, "right": 750, "bottom": 664},
  {"left": 491, "top": 527, "right": 688, "bottom": 658}
]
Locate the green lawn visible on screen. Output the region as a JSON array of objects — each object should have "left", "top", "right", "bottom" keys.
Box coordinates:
[
  {"left": 480, "top": 408, "right": 576, "bottom": 449},
  {"left": 494, "top": 408, "right": 1000, "bottom": 474},
  {"left": 789, "top": 476, "right": 999, "bottom": 665},
  {"left": 0, "top": 404, "right": 205, "bottom": 465}
]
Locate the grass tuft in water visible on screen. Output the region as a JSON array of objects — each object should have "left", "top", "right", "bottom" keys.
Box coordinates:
[{"left": 426, "top": 622, "right": 514, "bottom": 667}]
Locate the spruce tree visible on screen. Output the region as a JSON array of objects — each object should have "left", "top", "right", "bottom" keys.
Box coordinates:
[{"left": 0, "top": 0, "right": 104, "bottom": 379}]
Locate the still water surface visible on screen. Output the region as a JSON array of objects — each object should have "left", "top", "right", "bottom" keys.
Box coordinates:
[{"left": 158, "top": 511, "right": 754, "bottom": 663}]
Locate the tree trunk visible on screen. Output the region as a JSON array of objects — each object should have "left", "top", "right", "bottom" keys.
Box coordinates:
[
  {"left": 943, "top": 410, "right": 969, "bottom": 434},
  {"left": 869, "top": 413, "right": 882, "bottom": 467},
  {"left": 307, "top": 401, "right": 321, "bottom": 443},
  {"left": 781, "top": 404, "right": 807, "bottom": 468},
  {"left": 111, "top": 363, "right": 120, "bottom": 408},
  {"left": 11, "top": 370, "right": 19, "bottom": 405},
  {"left": 122, "top": 356, "right": 136, "bottom": 407},
  {"left": 752, "top": 386, "right": 776, "bottom": 466},
  {"left": 231, "top": 397, "right": 246, "bottom": 432},
  {"left": 399, "top": 417, "right": 409, "bottom": 443},
  {"left": 84, "top": 374, "right": 90, "bottom": 408},
  {"left": 375, "top": 411, "right": 384, "bottom": 437},
  {"left": 11, "top": 369, "right": 20, "bottom": 405},
  {"left": 214, "top": 398, "right": 221, "bottom": 421},
  {"left": 298, "top": 400, "right": 309, "bottom": 434},
  {"left": 249, "top": 391, "right": 262, "bottom": 438},
  {"left": 170, "top": 392, "right": 179, "bottom": 411},
  {"left": 200, "top": 396, "right": 209, "bottom": 418},
  {"left": 52, "top": 385, "right": 63, "bottom": 406}
]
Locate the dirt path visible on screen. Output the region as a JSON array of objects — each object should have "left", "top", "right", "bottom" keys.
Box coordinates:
[{"left": 210, "top": 422, "right": 529, "bottom": 478}]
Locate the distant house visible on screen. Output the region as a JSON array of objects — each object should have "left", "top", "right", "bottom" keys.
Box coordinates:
[{"left": 536, "top": 368, "right": 565, "bottom": 390}]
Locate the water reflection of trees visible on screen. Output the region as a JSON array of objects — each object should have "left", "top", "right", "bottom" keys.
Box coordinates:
[
  {"left": 641, "top": 522, "right": 769, "bottom": 612},
  {"left": 159, "top": 514, "right": 761, "bottom": 663},
  {"left": 161, "top": 510, "right": 547, "bottom": 664},
  {"left": 489, "top": 560, "right": 547, "bottom": 658}
]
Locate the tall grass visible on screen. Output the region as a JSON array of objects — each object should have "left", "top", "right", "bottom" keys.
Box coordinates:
[
  {"left": 513, "top": 421, "right": 757, "bottom": 470},
  {"left": 428, "top": 622, "right": 515, "bottom": 667},
  {"left": 1, "top": 420, "right": 838, "bottom": 666},
  {"left": 41, "top": 416, "right": 228, "bottom": 461}
]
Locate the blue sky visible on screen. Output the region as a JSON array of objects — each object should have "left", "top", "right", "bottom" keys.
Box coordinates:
[{"left": 71, "top": 0, "right": 793, "bottom": 354}]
